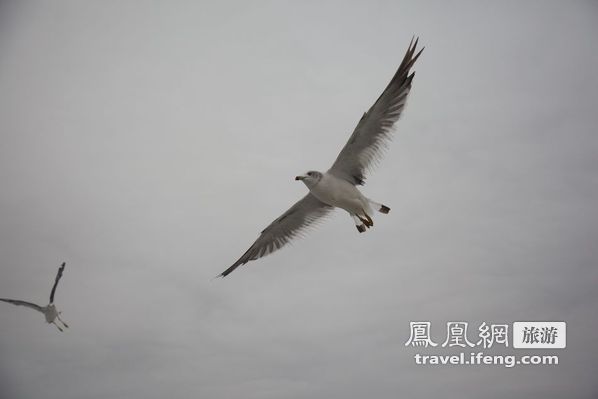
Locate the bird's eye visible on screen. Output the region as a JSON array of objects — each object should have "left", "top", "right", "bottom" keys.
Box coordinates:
[{"left": 307, "top": 172, "right": 313, "bottom": 177}]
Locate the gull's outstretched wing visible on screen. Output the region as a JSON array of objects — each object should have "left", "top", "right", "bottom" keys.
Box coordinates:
[
  {"left": 220, "top": 194, "right": 333, "bottom": 277},
  {"left": 328, "top": 38, "right": 423, "bottom": 186},
  {"left": 49, "top": 262, "right": 66, "bottom": 304},
  {"left": 0, "top": 298, "right": 44, "bottom": 313}
]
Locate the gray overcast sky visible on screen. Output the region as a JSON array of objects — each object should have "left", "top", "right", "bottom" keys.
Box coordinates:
[{"left": 0, "top": 1, "right": 597, "bottom": 398}]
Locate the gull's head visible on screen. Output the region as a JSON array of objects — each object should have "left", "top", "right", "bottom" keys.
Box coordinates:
[{"left": 295, "top": 170, "right": 322, "bottom": 187}]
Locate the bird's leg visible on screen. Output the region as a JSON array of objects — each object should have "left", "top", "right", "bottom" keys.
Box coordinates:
[
  {"left": 357, "top": 213, "right": 373, "bottom": 228},
  {"left": 362, "top": 212, "right": 374, "bottom": 227},
  {"left": 57, "top": 312, "right": 69, "bottom": 328},
  {"left": 352, "top": 214, "right": 366, "bottom": 233},
  {"left": 358, "top": 217, "right": 370, "bottom": 228},
  {"left": 53, "top": 321, "right": 63, "bottom": 332}
]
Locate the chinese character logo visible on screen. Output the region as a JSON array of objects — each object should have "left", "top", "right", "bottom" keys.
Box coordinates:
[
  {"left": 477, "top": 322, "right": 509, "bottom": 348},
  {"left": 442, "top": 322, "right": 475, "bottom": 348},
  {"left": 513, "top": 322, "right": 566, "bottom": 349},
  {"left": 522, "top": 326, "right": 557, "bottom": 344},
  {"left": 405, "top": 321, "right": 438, "bottom": 347}
]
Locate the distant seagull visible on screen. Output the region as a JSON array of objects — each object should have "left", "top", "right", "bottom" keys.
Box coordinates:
[
  {"left": 0, "top": 262, "right": 69, "bottom": 332},
  {"left": 221, "top": 38, "right": 423, "bottom": 277}
]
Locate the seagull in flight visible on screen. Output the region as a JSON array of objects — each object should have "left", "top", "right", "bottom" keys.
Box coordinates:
[
  {"left": 221, "top": 38, "right": 423, "bottom": 277},
  {"left": 1, "top": 262, "right": 69, "bottom": 332}
]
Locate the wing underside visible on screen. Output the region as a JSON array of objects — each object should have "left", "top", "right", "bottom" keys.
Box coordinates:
[
  {"left": 0, "top": 298, "right": 44, "bottom": 313},
  {"left": 328, "top": 38, "right": 423, "bottom": 185},
  {"left": 221, "top": 194, "right": 333, "bottom": 277}
]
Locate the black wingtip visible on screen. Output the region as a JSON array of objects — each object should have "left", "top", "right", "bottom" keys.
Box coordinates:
[
  {"left": 413, "top": 46, "right": 424, "bottom": 63},
  {"left": 219, "top": 262, "right": 242, "bottom": 278}
]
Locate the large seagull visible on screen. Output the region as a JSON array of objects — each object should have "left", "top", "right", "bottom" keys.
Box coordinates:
[{"left": 221, "top": 38, "right": 423, "bottom": 277}]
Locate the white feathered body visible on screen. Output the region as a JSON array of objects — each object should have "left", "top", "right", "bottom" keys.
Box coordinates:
[
  {"left": 308, "top": 172, "right": 372, "bottom": 217},
  {"left": 44, "top": 304, "right": 58, "bottom": 323}
]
